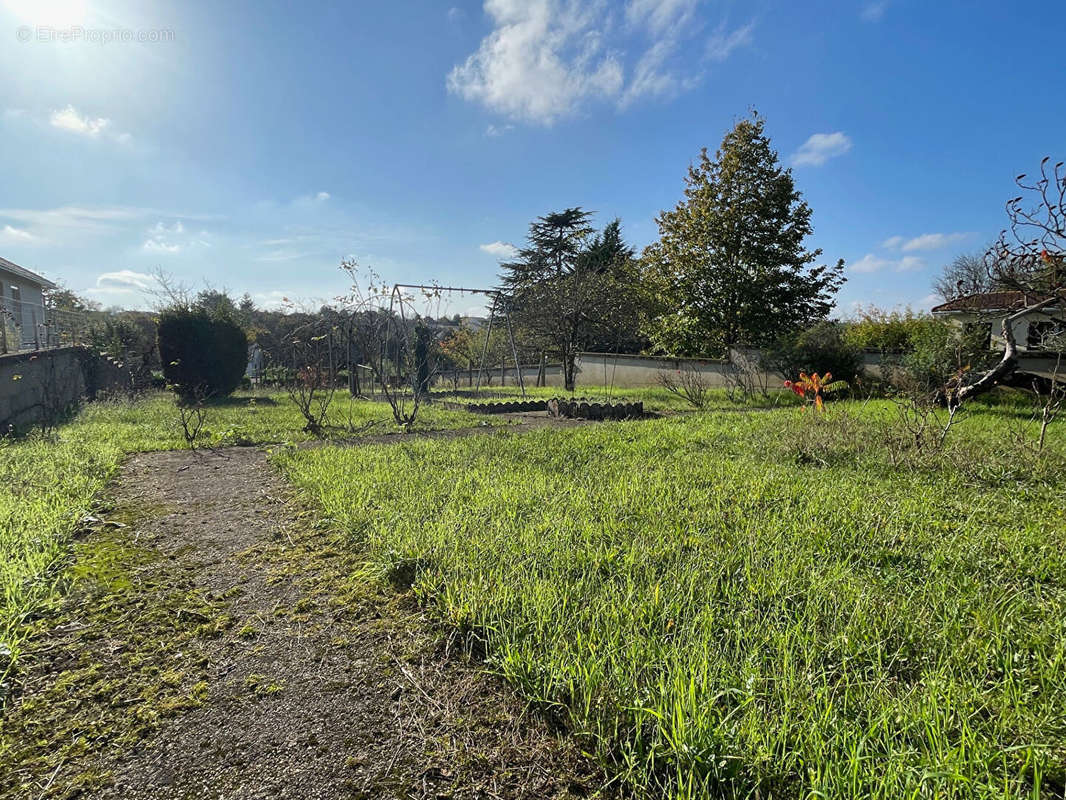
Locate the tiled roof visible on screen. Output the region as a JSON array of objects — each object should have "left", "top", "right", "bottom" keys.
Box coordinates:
[
  {"left": 930, "top": 291, "right": 1051, "bottom": 313},
  {"left": 0, "top": 256, "right": 57, "bottom": 289}
]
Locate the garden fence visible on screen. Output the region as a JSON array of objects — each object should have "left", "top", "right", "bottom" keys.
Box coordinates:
[{"left": 0, "top": 298, "right": 91, "bottom": 355}]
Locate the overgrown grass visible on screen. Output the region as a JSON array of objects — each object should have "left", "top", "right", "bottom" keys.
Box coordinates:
[
  {"left": 276, "top": 401, "right": 1066, "bottom": 798},
  {"left": 0, "top": 436, "right": 122, "bottom": 686},
  {"left": 68, "top": 389, "right": 496, "bottom": 451},
  {"left": 0, "top": 390, "right": 490, "bottom": 684}
]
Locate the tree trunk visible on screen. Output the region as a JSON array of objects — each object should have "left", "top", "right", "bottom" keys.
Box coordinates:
[
  {"left": 564, "top": 350, "right": 576, "bottom": 392},
  {"left": 951, "top": 297, "right": 1060, "bottom": 409}
]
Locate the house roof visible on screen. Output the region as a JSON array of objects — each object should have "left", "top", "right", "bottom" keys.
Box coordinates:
[
  {"left": 0, "top": 256, "right": 57, "bottom": 289},
  {"left": 930, "top": 291, "right": 1052, "bottom": 314}
]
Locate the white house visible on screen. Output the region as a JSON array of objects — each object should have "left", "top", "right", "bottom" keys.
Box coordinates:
[
  {"left": 931, "top": 291, "right": 1065, "bottom": 352},
  {"left": 0, "top": 256, "right": 57, "bottom": 352}
]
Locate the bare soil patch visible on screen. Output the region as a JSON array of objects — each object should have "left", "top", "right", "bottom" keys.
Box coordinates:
[{"left": 1, "top": 446, "right": 604, "bottom": 799}]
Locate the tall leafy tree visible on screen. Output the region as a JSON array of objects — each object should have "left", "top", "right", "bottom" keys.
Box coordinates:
[
  {"left": 642, "top": 112, "right": 845, "bottom": 356},
  {"left": 501, "top": 209, "right": 640, "bottom": 390}
]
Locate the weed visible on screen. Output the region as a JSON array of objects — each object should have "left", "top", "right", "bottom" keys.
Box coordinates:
[{"left": 276, "top": 400, "right": 1065, "bottom": 799}]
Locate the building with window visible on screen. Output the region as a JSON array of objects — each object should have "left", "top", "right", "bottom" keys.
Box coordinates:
[
  {"left": 930, "top": 291, "right": 1065, "bottom": 352},
  {"left": 0, "top": 256, "right": 57, "bottom": 351}
]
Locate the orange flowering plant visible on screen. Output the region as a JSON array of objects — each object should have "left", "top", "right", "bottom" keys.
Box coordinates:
[{"left": 784, "top": 371, "right": 849, "bottom": 411}]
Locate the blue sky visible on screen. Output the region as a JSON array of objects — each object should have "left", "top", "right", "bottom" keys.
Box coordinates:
[{"left": 0, "top": 0, "right": 1063, "bottom": 317}]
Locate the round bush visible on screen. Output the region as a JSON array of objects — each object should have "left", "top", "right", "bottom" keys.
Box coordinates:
[{"left": 157, "top": 310, "right": 248, "bottom": 400}]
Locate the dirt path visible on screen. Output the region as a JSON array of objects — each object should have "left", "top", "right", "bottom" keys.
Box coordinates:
[{"left": 2, "top": 445, "right": 603, "bottom": 799}]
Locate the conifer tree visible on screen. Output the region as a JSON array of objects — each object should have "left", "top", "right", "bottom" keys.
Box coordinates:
[{"left": 643, "top": 112, "right": 845, "bottom": 356}]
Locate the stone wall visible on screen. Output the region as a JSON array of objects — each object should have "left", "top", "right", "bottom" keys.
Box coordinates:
[{"left": 0, "top": 347, "right": 133, "bottom": 432}]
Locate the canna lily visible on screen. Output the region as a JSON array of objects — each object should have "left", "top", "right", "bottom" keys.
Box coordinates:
[{"left": 784, "top": 372, "right": 835, "bottom": 411}]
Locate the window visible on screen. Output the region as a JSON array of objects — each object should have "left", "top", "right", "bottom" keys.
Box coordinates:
[
  {"left": 9, "top": 285, "right": 21, "bottom": 327},
  {"left": 1027, "top": 319, "right": 1066, "bottom": 350}
]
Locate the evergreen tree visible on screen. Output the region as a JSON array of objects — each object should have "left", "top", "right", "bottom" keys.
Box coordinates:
[
  {"left": 642, "top": 112, "right": 845, "bottom": 356},
  {"left": 500, "top": 210, "right": 641, "bottom": 390}
]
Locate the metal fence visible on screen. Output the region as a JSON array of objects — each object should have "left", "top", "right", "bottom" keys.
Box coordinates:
[{"left": 0, "top": 298, "right": 91, "bottom": 355}]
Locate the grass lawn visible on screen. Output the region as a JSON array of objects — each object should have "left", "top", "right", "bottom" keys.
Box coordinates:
[
  {"left": 0, "top": 390, "right": 490, "bottom": 686},
  {"left": 67, "top": 389, "right": 498, "bottom": 451},
  {"left": 432, "top": 383, "right": 800, "bottom": 412},
  {"left": 276, "top": 400, "right": 1066, "bottom": 798}
]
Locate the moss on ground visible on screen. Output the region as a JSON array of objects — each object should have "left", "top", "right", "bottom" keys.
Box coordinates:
[{"left": 0, "top": 507, "right": 234, "bottom": 799}]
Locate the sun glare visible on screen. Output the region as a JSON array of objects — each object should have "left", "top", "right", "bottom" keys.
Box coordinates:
[{"left": 4, "top": 0, "right": 89, "bottom": 27}]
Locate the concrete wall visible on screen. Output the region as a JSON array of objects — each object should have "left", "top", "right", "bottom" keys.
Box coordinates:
[
  {"left": 432, "top": 362, "right": 556, "bottom": 389},
  {"left": 433, "top": 348, "right": 1061, "bottom": 391},
  {"left": 432, "top": 351, "right": 773, "bottom": 390},
  {"left": 572, "top": 352, "right": 742, "bottom": 388},
  {"left": 0, "top": 346, "right": 133, "bottom": 432}
]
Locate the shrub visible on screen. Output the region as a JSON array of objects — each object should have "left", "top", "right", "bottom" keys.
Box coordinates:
[
  {"left": 657, "top": 366, "right": 710, "bottom": 408},
  {"left": 843, "top": 306, "right": 934, "bottom": 352},
  {"left": 765, "top": 321, "right": 863, "bottom": 386},
  {"left": 157, "top": 309, "right": 247, "bottom": 400},
  {"left": 892, "top": 320, "right": 998, "bottom": 401}
]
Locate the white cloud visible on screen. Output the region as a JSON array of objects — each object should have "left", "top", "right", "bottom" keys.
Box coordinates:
[
  {"left": 881, "top": 235, "right": 904, "bottom": 249},
  {"left": 0, "top": 206, "right": 156, "bottom": 245},
  {"left": 447, "top": 0, "right": 621, "bottom": 124},
  {"left": 448, "top": 0, "right": 747, "bottom": 124},
  {"left": 625, "top": 0, "right": 698, "bottom": 35},
  {"left": 850, "top": 253, "right": 925, "bottom": 274},
  {"left": 851, "top": 253, "right": 892, "bottom": 274},
  {"left": 48, "top": 105, "right": 132, "bottom": 144},
  {"left": 916, "top": 293, "right": 940, "bottom": 309},
  {"left": 479, "top": 241, "right": 517, "bottom": 257},
  {"left": 152, "top": 220, "right": 184, "bottom": 235},
  {"left": 0, "top": 224, "right": 39, "bottom": 244},
  {"left": 791, "top": 131, "right": 853, "bottom": 166},
  {"left": 95, "top": 270, "right": 158, "bottom": 291},
  {"left": 256, "top": 249, "right": 312, "bottom": 263},
  {"left": 143, "top": 239, "right": 181, "bottom": 253},
  {"left": 50, "top": 105, "right": 110, "bottom": 137},
  {"left": 620, "top": 37, "right": 694, "bottom": 107},
  {"left": 861, "top": 1, "right": 888, "bottom": 21},
  {"left": 620, "top": 1, "right": 742, "bottom": 107},
  {"left": 705, "top": 21, "right": 755, "bottom": 62},
  {"left": 898, "top": 232, "right": 971, "bottom": 252},
  {"left": 0, "top": 207, "right": 219, "bottom": 251},
  {"left": 897, "top": 255, "right": 924, "bottom": 272},
  {"left": 315, "top": 191, "right": 331, "bottom": 201},
  {"left": 143, "top": 220, "right": 187, "bottom": 253},
  {"left": 485, "top": 123, "right": 515, "bottom": 136}
]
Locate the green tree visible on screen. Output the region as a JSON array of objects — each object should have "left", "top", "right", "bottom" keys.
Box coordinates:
[
  {"left": 157, "top": 309, "right": 248, "bottom": 400},
  {"left": 642, "top": 112, "right": 845, "bottom": 356},
  {"left": 42, "top": 285, "right": 100, "bottom": 313},
  {"left": 193, "top": 288, "right": 241, "bottom": 323},
  {"left": 501, "top": 209, "right": 642, "bottom": 390}
]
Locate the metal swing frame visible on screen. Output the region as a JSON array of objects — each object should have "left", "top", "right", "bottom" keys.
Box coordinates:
[{"left": 385, "top": 283, "right": 526, "bottom": 398}]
